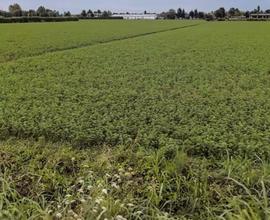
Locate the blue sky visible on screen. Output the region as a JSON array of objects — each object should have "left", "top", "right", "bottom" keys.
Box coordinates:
[{"left": 1, "top": 0, "right": 269, "bottom": 13}]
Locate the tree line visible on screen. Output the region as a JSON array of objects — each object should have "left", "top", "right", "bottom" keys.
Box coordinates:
[
  {"left": 0, "top": 3, "right": 112, "bottom": 19},
  {"left": 160, "top": 5, "right": 270, "bottom": 20},
  {"left": 0, "top": 3, "right": 71, "bottom": 17},
  {"left": 80, "top": 10, "right": 113, "bottom": 18},
  {"left": 1, "top": 3, "right": 270, "bottom": 20}
]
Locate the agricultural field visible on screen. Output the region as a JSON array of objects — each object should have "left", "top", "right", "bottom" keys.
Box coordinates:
[
  {"left": 0, "top": 20, "right": 200, "bottom": 63},
  {"left": 1, "top": 20, "right": 270, "bottom": 220}
]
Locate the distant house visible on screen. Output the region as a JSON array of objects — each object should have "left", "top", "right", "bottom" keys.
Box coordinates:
[
  {"left": 228, "top": 15, "right": 246, "bottom": 21},
  {"left": 112, "top": 13, "right": 157, "bottom": 20},
  {"left": 250, "top": 13, "right": 270, "bottom": 19}
]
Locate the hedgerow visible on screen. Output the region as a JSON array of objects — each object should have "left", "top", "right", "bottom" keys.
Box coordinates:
[{"left": 0, "top": 16, "right": 79, "bottom": 23}]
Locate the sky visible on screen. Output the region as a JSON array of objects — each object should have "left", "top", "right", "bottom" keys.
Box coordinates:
[{"left": 0, "top": 0, "right": 269, "bottom": 14}]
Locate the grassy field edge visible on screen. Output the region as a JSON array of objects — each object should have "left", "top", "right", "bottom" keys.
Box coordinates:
[{"left": 1, "top": 138, "right": 270, "bottom": 219}]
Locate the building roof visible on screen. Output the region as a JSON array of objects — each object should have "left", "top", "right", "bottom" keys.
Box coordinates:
[{"left": 250, "top": 13, "right": 270, "bottom": 16}]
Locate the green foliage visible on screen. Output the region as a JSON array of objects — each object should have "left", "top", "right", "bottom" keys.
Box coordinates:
[
  {"left": 0, "top": 16, "right": 79, "bottom": 24},
  {"left": 0, "top": 22, "right": 270, "bottom": 159},
  {"left": 0, "top": 20, "right": 200, "bottom": 62},
  {"left": 0, "top": 140, "right": 270, "bottom": 219},
  {"left": 0, "top": 21, "right": 270, "bottom": 219}
]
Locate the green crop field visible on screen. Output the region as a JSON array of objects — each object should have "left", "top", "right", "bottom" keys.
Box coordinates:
[
  {"left": 0, "top": 20, "right": 200, "bottom": 63},
  {"left": 1, "top": 20, "right": 270, "bottom": 220}
]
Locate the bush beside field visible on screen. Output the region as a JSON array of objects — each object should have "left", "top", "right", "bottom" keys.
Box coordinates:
[
  {"left": 0, "top": 16, "right": 79, "bottom": 23},
  {"left": 79, "top": 16, "right": 124, "bottom": 20}
]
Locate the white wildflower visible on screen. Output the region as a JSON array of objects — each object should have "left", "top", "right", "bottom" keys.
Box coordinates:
[
  {"left": 78, "top": 188, "right": 84, "bottom": 193},
  {"left": 102, "top": 189, "right": 108, "bottom": 195},
  {"left": 118, "top": 168, "right": 124, "bottom": 173},
  {"left": 80, "top": 198, "right": 86, "bottom": 203},
  {"left": 95, "top": 198, "right": 102, "bottom": 204},
  {"left": 114, "top": 174, "right": 120, "bottom": 179},
  {"left": 111, "top": 182, "right": 120, "bottom": 189},
  {"left": 135, "top": 211, "right": 143, "bottom": 215},
  {"left": 124, "top": 172, "right": 132, "bottom": 179},
  {"left": 55, "top": 213, "right": 62, "bottom": 218},
  {"left": 116, "top": 215, "right": 127, "bottom": 220}
]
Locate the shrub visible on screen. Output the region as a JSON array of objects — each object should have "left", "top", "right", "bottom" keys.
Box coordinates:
[{"left": 0, "top": 16, "right": 79, "bottom": 23}]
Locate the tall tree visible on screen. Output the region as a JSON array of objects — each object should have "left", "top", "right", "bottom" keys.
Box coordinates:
[
  {"left": 8, "top": 3, "right": 22, "bottom": 16},
  {"left": 214, "top": 7, "right": 226, "bottom": 18},
  {"left": 28, "top": 9, "right": 36, "bottom": 17},
  {"left": 189, "top": 10, "right": 195, "bottom": 19},
  {"left": 177, "top": 8, "right": 182, "bottom": 19},
  {"left": 181, "top": 9, "right": 186, "bottom": 19},
  {"left": 194, "top": 9, "right": 198, "bottom": 18},
  {"left": 87, "top": 10, "right": 94, "bottom": 17},
  {"left": 167, "top": 9, "right": 176, "bottom": 19},
  {"left": 102, "top": 11, "right": 109, "bottom": 18},
  {"left": 198, "top": 11, "right": 205, "bottom": 19},
  {"left": 81, "top": 10, "right": 87, "bottom": 17},
  {"left": 245, "top": 11, "right": 250, "bottom": 18},
  {"left": 37, "top": 6, "right": 46, "bottom": 16},
  {"left": 64, "top": 11, "right": 71, "bottom": 16},
  {"left": 228, "top": 8, "right": 236, "bottom": 17}
]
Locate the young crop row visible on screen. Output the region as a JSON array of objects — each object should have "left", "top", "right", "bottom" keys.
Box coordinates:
[
  {"left": 0, "top": 22, "right": 270, "bottom": 160},
  {"left": 0, "top": 20, "right": 201, "bottom": 63}
]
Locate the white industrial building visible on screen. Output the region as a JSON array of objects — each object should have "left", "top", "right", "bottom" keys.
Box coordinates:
[{"left": 112, "top": 13, "right": 157, "bottom": 20}]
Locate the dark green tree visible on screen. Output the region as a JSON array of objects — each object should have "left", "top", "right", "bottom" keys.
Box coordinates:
[
  {"left": 64, "top": 11, "right": 71, "bottom": 16},
  {"left": 166, "top": 9, "right": 176, "bottom": 19},
  {"left": 177, "top": 8, "right": 182, "bottom": 19},
  {"left": 257, "top": 5, "right": 261, "bottom": 13},
  {"left": 37, "top": 6, "right": 46, "bottom": 16},
  {"left": 8, "top": 3, "right": 22, "bottom": 16},
  {"left": 198, "top": 11, "right": 205, "bottom": 19},
  {"left": 214, "top": 7, "right": 226, "bottom": 18},
  {"left": 189, "top": 10, "right": 195, "bottom": 19},
  {"left": 194, "top": 9, "right": 198, "bottom": 18},
  {"left": 181, "top": 9, "right": 186, "bottom": 19},
  {"left": 245, "top": 11, "right": 250, "bottom": 18},
  {"left": 87, "top": 10, "right": 94, "bottom": 17},
  {"left": 81, "top": 10, "right": 87, "bottom": 17}
]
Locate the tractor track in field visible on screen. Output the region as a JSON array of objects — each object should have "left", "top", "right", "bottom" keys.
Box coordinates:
[{"left": 0, "top": 22, "right": 203, "bottom": 65}]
